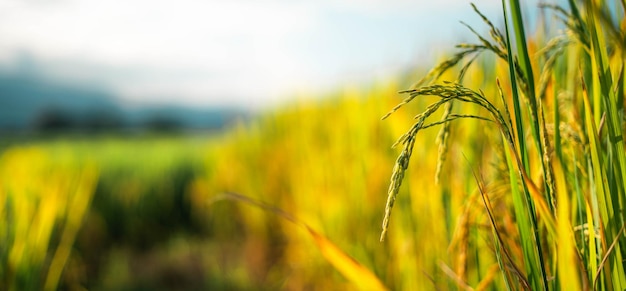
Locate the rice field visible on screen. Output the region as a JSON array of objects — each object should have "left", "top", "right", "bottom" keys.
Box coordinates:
[{"left": 1, "top": 0, "right": 625, "bottom": 290}]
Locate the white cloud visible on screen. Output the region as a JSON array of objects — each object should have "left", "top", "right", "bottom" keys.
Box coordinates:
[
  {"left": 0, "top": 0, "right": 538, "bottom": 108},
  {"left": 0, "top": 0, "right": 317, "bottom": 63}
]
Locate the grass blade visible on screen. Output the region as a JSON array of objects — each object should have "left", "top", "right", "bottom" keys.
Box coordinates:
[
  {"left": 502, "top": 1, "right": 549, "bottom": 289},
  {"left": 210, "top": 192, "right": 389, "bottom": 291}
]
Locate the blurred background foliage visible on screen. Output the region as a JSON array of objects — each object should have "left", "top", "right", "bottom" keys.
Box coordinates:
[{"left": 0, "top": 66, "right": 507, "bottom": 289}]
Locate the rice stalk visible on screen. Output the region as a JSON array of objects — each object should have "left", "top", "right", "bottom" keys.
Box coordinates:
[
  {"left": 502, "top": 1, "right": 550, "bottom": 289},
  {"left": 381, "top": 0, "right": 626, "bottom": 289},
  {"left": 471, "top": 160, "right": 529, "bottom": 290}
]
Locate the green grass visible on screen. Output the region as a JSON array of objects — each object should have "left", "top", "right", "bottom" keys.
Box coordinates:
[{"left": 0, "top": 134, "right": 214, "bottom": 290}]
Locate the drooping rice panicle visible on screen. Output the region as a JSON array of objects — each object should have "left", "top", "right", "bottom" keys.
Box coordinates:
[{"left": 380, "top": 0, "right": 626, "bottom": 288}]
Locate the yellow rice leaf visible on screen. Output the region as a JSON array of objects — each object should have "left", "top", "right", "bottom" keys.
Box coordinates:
[
  {"left": 210, "top": 192, "right": 388, "bottom": 291},
  {"left": 306, "top": 226, "right": 388, "bottom": 291},
  {"left": 553, "top": 159, "right": 583, "bottom": 290}
]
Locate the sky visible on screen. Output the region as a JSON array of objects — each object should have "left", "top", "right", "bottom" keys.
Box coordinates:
[{"left": 0, "top": 0, "right": 550, "bottom": 110}]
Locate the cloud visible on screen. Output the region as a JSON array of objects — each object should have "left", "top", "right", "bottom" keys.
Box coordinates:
[{"left": 0, "top": 0, "right": 535, "bottom": 108}]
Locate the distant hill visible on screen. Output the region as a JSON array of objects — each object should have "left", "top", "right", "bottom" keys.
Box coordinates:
[{"left": 0, "top": 72, "right": 247, "bottom": 133}]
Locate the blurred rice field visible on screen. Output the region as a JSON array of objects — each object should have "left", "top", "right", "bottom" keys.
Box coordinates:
[{"left": 0, "top": 72, "right": 507, "bottom": 289}]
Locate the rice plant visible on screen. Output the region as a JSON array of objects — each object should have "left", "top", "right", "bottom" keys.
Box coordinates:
[
  {"left": 0, "top": 146, "right": 98, "bottom": 291},
  {"left": 4, "top": 1, "right": 625, "bottom": 290},
  {"left": 381, "top": 0, "right": 626, "bottom": 289}
]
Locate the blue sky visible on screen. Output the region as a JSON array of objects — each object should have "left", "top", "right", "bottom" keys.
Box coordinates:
[{"left": 0, "top": 0, "right": 553, "bottom": 109}]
